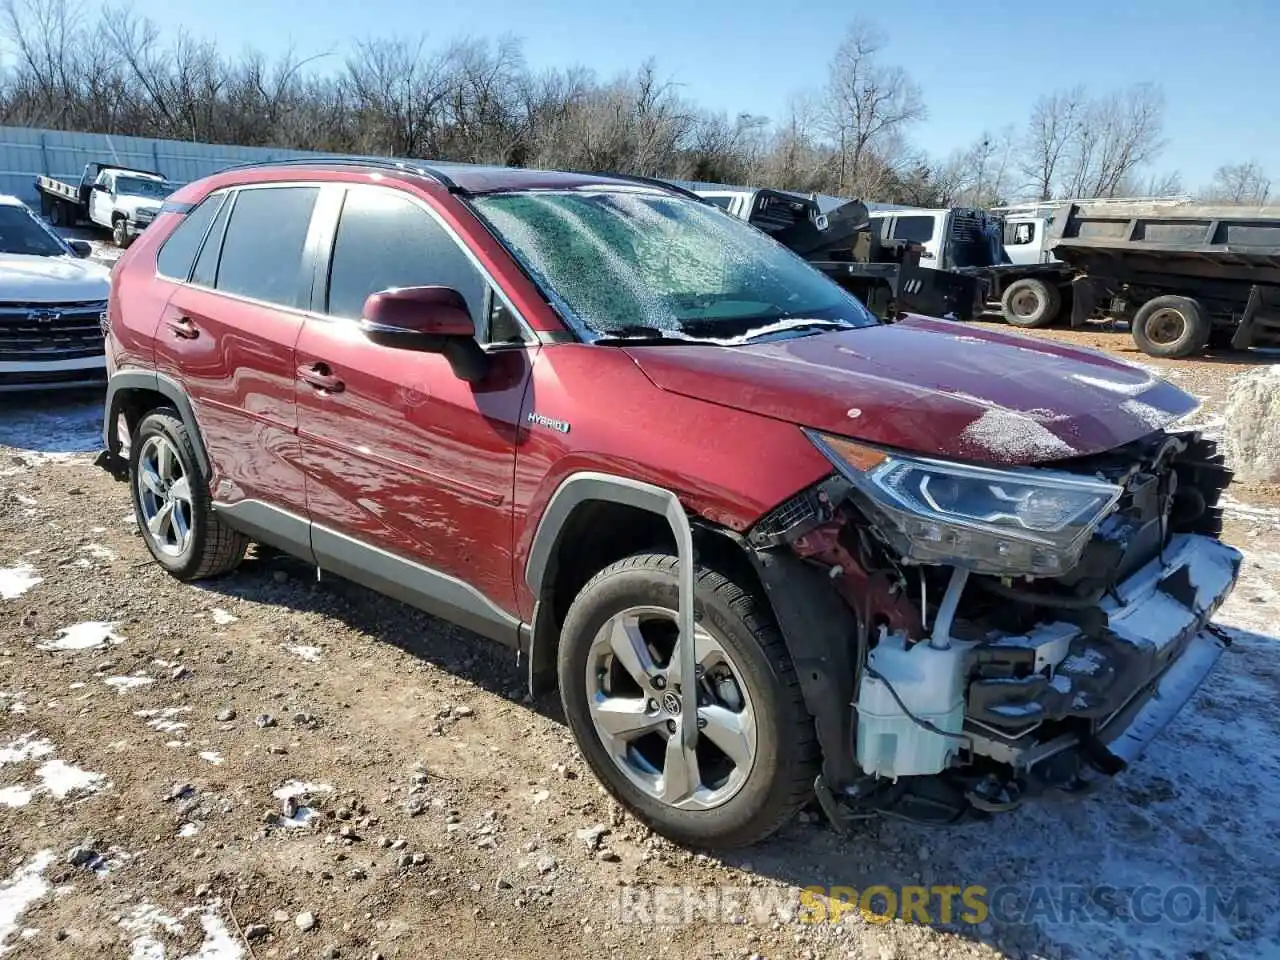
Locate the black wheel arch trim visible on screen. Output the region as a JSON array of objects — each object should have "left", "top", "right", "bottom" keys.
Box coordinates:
[
  {"left": 523, "top": 472, "right": 696, "bottom": 738},
  {"left": 525, "top": 473, "right": 856, "bottom": 791},
  {"left": 104, "top": 370, "right": 211, "bottom": 478}
]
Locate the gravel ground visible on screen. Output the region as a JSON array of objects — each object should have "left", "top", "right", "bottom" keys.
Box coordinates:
[{"left": 1, "top": 327, "right": 1278, "bottom": 960}]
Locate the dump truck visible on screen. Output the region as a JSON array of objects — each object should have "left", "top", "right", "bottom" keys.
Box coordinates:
[
  {"left": 1050, "top": 202, "right": 1280, "bottom": 358},
  {"left": 698, "top": 188, "right": 985, "bottom": 321},
  {"left": 35, "top": 162, "right": 173, "bottom": 247}
]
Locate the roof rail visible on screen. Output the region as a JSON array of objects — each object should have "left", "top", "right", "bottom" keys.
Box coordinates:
[
  {"left": 594, "top": 173, "right": 709, "bottom": 203},
  {"left": 218, "top": 155, "right": 458, "bottom": 189}
]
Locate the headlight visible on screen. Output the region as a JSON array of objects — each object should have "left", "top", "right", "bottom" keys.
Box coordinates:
[{"left": 805, "top": 430, "right": 1123, "bottom": 576}]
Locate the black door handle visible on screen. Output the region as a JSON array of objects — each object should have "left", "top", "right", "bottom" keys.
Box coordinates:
[
  {"left": 165, "top": 316, "right": 199, "bottom": 339},
  {"left": 297, "top": 362, "right": 345, "bottom": 393}
]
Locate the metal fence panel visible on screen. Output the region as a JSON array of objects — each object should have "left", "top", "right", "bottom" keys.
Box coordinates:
[{"left": 0, "top": 124, "right": 326, "bottom": 206}]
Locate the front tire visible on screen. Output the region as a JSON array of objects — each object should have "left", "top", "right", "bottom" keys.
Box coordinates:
[
  {"left": 1000, "top": 278, "right": 1061, "bottom": 328},
  {"left": 112, "top": 218, "right": 131, "bottom": 248},
  {"left": 558, "top": 553, "right": 818, "bottom": 848},
  {"left": 129, "top": 409, "right": 247, "bottom": 580}
]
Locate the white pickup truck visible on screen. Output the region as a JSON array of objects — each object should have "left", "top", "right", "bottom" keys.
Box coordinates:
[{"left": 35, "top": 163, "right": 173, "bottom": 247}]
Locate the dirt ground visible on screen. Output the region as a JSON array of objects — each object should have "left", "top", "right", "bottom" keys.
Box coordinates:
[{"left": 2, "top": 322, "right": 1278, "bottom": 960}]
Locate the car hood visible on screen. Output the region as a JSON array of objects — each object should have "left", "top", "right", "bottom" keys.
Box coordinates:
[
  {"left": 623, "top": 316, "right": 1200, "bottom": 465},
  {"left": 0, "top": 254, "right": 111, "bottom": 303},
  {"left": 115, "top": 196, "right": 162, "bottom": 218}
]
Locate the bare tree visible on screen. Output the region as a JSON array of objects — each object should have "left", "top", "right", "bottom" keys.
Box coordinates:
[
  {"left": 1138, "top": 169, "right": 1185, "bottom": 198},
  {"left": 1059, "top": 84, "right": 1166, "bottom": 199},
  {"left": 1019, "top": 87, "right": 1084, "bottom": 200},
  {"left": 822, "top": 20, "right": 925, "bottom": 196},
  {"left": 0, "top": 2, "right": 1196, "bottom": 209},
  {"left": 1201, "top": 161, "right": 1272, "bottom": 205}
]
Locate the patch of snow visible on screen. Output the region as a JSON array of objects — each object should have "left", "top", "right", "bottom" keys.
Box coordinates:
[
  {"left": 198, "top": 752, "right": 223, "bottom": 765},
  {"left": 34, "top": 759, "right": 106, "bottom": 799},
  {"left": 960, "top": 408, "right": 1077, "bottom": 461},
  {"left": 0, "top": 734, "right": 55, "bottom": 766},
  {"left": 0, "top": 787, "right": 33, "bottom": 808},
  {"left": 0, "top": 565, "right": 41, "bottom": 600},
  {"left": 273, "top": 781, "right": 333, "bottom": 828},
  {"left": 0, "top": 850, "right": 54, "bottom": 955},
  {"left": 120, "top": 902, "right": 242, "bottom": 960},
  {"left": 273, "top": 780, "right": 335, "bottom": 801},
  {"left": 286, "top": 645, "right": 322, "bottom": 662},
  {"left": 79, "top": 543, "right": 117, "bottom": 562},
  {"left": 135, "top": 707, "right": 191, "bottom": 734},
  {"left": 133, "top": 711, "right": 190, "bottom": 742},
  {"left": 15, "top": 494, "right": 36, "bottom": 507},
  {"left": 210, "top": 608, "right": 237, "bottom": 626},
  {"left": 39, "top": 621, "right": 124, "bottom": 652},
  {"left": 105, "top": 676, "right": 154, "bottom": 693},
  {"left": 1048, "top": 673, "right": 1072, "bottom": 694},
  {"left": 177, "top": 823, "right": 199, "bottom": 838}
]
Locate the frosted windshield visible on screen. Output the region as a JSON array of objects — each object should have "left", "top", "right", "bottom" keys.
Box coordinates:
[{"left": 473, "top": 190, "right": 877, "bottom": 340}]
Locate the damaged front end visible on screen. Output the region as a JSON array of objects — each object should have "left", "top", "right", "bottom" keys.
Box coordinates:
[{"left": 746, "top": 427, "right": 1241, "bottom": 825}]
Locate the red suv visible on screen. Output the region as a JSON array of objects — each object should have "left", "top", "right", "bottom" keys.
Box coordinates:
[{"left": 99, "top": 158, "right": 1241, "bottom": 847}]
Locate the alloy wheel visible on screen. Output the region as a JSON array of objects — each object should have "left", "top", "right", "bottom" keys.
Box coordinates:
[
  {"left": 136, "top": 434, "right": 193, "bottom": 557},
  {"left": 585, "top": 605, "right": 757, "bottom": 811}
]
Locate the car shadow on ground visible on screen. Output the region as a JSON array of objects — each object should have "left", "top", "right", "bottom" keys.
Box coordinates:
[{"left": 194, "top": 546, "right": 538, "bottom": 710}]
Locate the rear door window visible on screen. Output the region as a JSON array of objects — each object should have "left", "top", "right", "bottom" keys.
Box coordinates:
[
  {"left": 213, "top": 186, "right": 320, "bottom": 308},
  {"left": 324, "top": 187, "right": 496, "bottom": 336}
]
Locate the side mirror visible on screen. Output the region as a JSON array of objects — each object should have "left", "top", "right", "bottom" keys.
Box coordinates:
[
  {"left": 360, "top": 286, "right": 488, "bottom": 383},
  {"left": 67, "top": 240, "right": 92, "bottom": 258},
  {"left": 90, "top": 183, "right": 108, "bottom": 192}
]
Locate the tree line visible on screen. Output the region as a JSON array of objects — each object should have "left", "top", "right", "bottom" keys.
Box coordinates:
[{"left": 0, "top": 2, "right": 1269, "bottom": 207}]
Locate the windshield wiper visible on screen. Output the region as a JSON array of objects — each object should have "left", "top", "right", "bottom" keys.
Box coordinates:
[{"left": 592, "top": 325, "right": 698, "bottom": 346}]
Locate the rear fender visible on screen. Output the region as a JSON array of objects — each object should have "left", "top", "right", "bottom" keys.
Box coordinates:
[{"left": 102, "top": 370, "right": 210, "bottom": 478}]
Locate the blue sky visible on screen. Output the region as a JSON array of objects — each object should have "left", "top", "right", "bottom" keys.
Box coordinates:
[{"left": 91, "top": 0, "right": 1273, "bottom": 190}]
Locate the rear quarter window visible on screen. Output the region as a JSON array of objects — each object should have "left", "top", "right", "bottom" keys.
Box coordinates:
[{"left": 156, "top": 195, "right": 224, "bottom": 281}]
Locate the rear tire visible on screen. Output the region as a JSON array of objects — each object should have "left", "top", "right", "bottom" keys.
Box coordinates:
[
  {"left": 49, "top": 201, "right": 65, "bottom": 227},
  {"left": 1131, "top": 296, "right": 1211, "bottom": 358},
  {"left": 1000, "top": 278, "right": 1061, "bottom": 328},
  {"left": 558, "top": 553, "right": 818, "bottom": 848},
  {"left": 129, "top": 408, "right": 247, "bottom": 581}
]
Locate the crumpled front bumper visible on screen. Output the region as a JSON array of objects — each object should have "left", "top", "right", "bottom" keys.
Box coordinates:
[{"left": 966, "top": 533, "right": 1242, "bottom": 775}]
